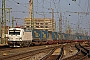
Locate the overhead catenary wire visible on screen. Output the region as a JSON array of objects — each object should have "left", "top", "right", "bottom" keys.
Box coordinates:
[
  {"left": 0, "top": 0, "right": 90, "bottom": 33},
  {"left": 7, "top": 0, "right": 29, "bottom": 13}
]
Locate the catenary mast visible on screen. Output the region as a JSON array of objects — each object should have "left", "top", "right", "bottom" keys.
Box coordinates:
[
  {"left": 59, "top": 13, "right": 62, "bottom": 33},
  {"left": 29, "top": 0, "right": 34, "bottom": 31},
  {"left": 2, "top": 0, "right": 6, "bottom": 44}
]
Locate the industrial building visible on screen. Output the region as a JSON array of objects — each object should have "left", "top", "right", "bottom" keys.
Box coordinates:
[
  {"left": 24, "top": 0, "right": 55, "bottom": 32},
  {"left": 24, "top": 18, "right": 55, "bottom": 31}
]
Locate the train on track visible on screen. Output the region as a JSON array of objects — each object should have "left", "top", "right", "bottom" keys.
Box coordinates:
[{"left": 7, "top": 28, "right": 90, "bottom": 47}]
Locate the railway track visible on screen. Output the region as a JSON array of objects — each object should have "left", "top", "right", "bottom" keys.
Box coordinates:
[
  {"left": 0, "top": 44, "right": 61, "bottom": 60},
  {"left": 40, "top": 43, "right": 77, "bottom": 60},
  {"left": 0, "top": 46, "right": 21, "bottom": 52},
  {"left": 0, "top": 48, "right": 12, "bottom": 51},
  {"left": 40, "top": 46, "right": 64, "bottom": 60},
  {"left": 62, "top": 43, "right": 90, "bottom": 60},
  {"left": 2, "top": 43, "right": 90, "bottom": 60}
]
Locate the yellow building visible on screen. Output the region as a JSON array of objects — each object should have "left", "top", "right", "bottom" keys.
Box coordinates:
[{"left": 24, "top": 18, "right": 55, "bottom": 31}]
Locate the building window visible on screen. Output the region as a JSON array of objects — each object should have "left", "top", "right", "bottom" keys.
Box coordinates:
[
  {"left": 26, "top": 26, "right": 29, "bottom": 28},
  {"left": 45, "top": 26, "right": 48, "bottom": 28},
  {"left": 36, "top": 26, "right": 39, "bottom": 28},
  {"left": 40, "top": 26, "right": 44, "bottom": 28},
  {"left": 40, "top": 23, "right": 43, "bottom": 25},
  {"left": 45, "top": 23, "right": 48, "bottom": 25},
  {"left": 36, "top": 23, "right": 39, "bottom": 25},
  {"left": 26, "top": 22, "right": 30, "bottom": 24}
]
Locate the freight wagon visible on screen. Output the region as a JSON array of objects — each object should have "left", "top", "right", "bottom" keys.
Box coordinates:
[{"left": 32, "top": 29, "right": 48, "bottom": 45}]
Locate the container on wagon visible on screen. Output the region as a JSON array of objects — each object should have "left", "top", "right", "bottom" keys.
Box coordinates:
[
  {"left": 69, "top": 34, "right": 73, "bottom": 40},
  {"left": 58, "top": 33, "right": 64, "bottom": 44},
  {"left": 47, "top": 31, "right": 53, "bottom": 44},
  {"left": 75, "top": 35, "right": 79, "bottom": 40},
  {"left": 62, "top": 33, "right": 65, "bottom": 40},
  {"left": 67, "top": 34, "right": 71, "bottom": 40},
  {"left": 64, "top": 34, "right": 68, "bottom": 40},
  {"left": 57, "top": 33, "right": 62, "bottom": 40},
  {"left": 52, "top": 32, "right": 58, "bottom": 40},
  {"left": 32, "top": 29, "right": 42, "bottom": 41},
  {"left": 47, "top": 31, "right": 52, "bottom": 40},
  {"left": 82, "top": 36, "right": 86, "bottom": 40},
  {"left": 41, "top": 30, "right": 48, "bottom": 41},
  {"left": 72, "top": 34, "right": 76, "bottom": 41},
  {"left": 52, "top": 32, "right": 58, "bottom": 44},
  {"left": 85, "top": 36, "right": 90, "bottom": 40},
  {"left": 79, "top": 35, "right": 83, "bottom": 40}
]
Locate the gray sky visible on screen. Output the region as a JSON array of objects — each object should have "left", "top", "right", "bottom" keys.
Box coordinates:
[{"left": 0, "top": 0, "right": 90, "bottom": 34}]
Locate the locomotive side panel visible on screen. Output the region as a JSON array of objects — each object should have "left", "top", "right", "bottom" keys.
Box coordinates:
[
  {"left": 22, "top": 32, "right": 32, "bottom": 41},
  {"left": 7, "top": 28, "right": 33, "bottom": 47}
]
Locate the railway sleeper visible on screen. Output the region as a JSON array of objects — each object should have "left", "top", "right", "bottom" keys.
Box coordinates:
[
  {"left": 56, "top": 47, "right": 64, "bottom": 60},
  {"left": 62, "top": 46, "right": 88, "bottom": 60},
  {"left": 79, "top": 43, "right": 89, "bottom": 53},
  {"left": 79, "top": 43, "right": 90, "bottom": 58},
  {"left": 75, "top": 44, "right": 80, "bottom": 51},
  {"left": 40, "top": 48, "right": 56, "bottom": 60},
  {"left": 88, "top": 50, "right": 90, "bottom": 58},
  {"left": 75, "top": 44, "right": 88, "bottom": 57},
  {"left": 81, "top": 50, "right": 87, "bottom": 56},
  {"left": 40, "top": 47, "right": 64, "bottom": 60}
]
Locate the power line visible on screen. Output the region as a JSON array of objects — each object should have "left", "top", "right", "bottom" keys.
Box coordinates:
[
  {"left": 74, "top": 1, "right": 85, "bottom": 11},
  {"left": 7, "top": 0, "right": 29, "bottom": 10}
]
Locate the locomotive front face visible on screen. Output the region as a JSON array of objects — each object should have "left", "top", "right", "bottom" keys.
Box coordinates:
[{"left": 8, "top": 29, "right": 22, "bottom": 41}]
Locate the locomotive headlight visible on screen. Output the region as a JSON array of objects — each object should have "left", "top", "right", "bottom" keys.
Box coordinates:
[
  {"left": 19, "top": 37, "right": 22, "bottom": 40},
  {"left": 8, "top": 38, "right": 13, "bottom": 41}
]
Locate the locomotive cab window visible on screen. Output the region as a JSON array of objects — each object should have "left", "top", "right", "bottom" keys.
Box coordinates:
[{"left": 9, "top": 30, "right": 20, "bottom": 35}]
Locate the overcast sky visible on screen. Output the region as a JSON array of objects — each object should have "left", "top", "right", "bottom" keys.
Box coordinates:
[{"left": 0, "top": 0, "right": 90, "bottom": 34}]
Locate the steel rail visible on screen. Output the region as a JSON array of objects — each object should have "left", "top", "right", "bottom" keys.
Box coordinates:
[
  {"left": 40, "top": 48, "right": 56, "bottom": 60},
  {"left": 56, "top": 46, "right": 64, "bottom": 60},
  {"left": 40, "top": 46, "right": 64, "bottom": 60},
  {"left": 62, "top": 43, "right": 89, "bottom": 60},
  {"left": 0, "top": 45, "right": 60, "bottom": 60}
]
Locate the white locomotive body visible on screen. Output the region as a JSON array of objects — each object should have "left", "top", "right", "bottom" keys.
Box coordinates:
[{"left": 8, "top": 28, "right": 32, "bottom": 47}]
